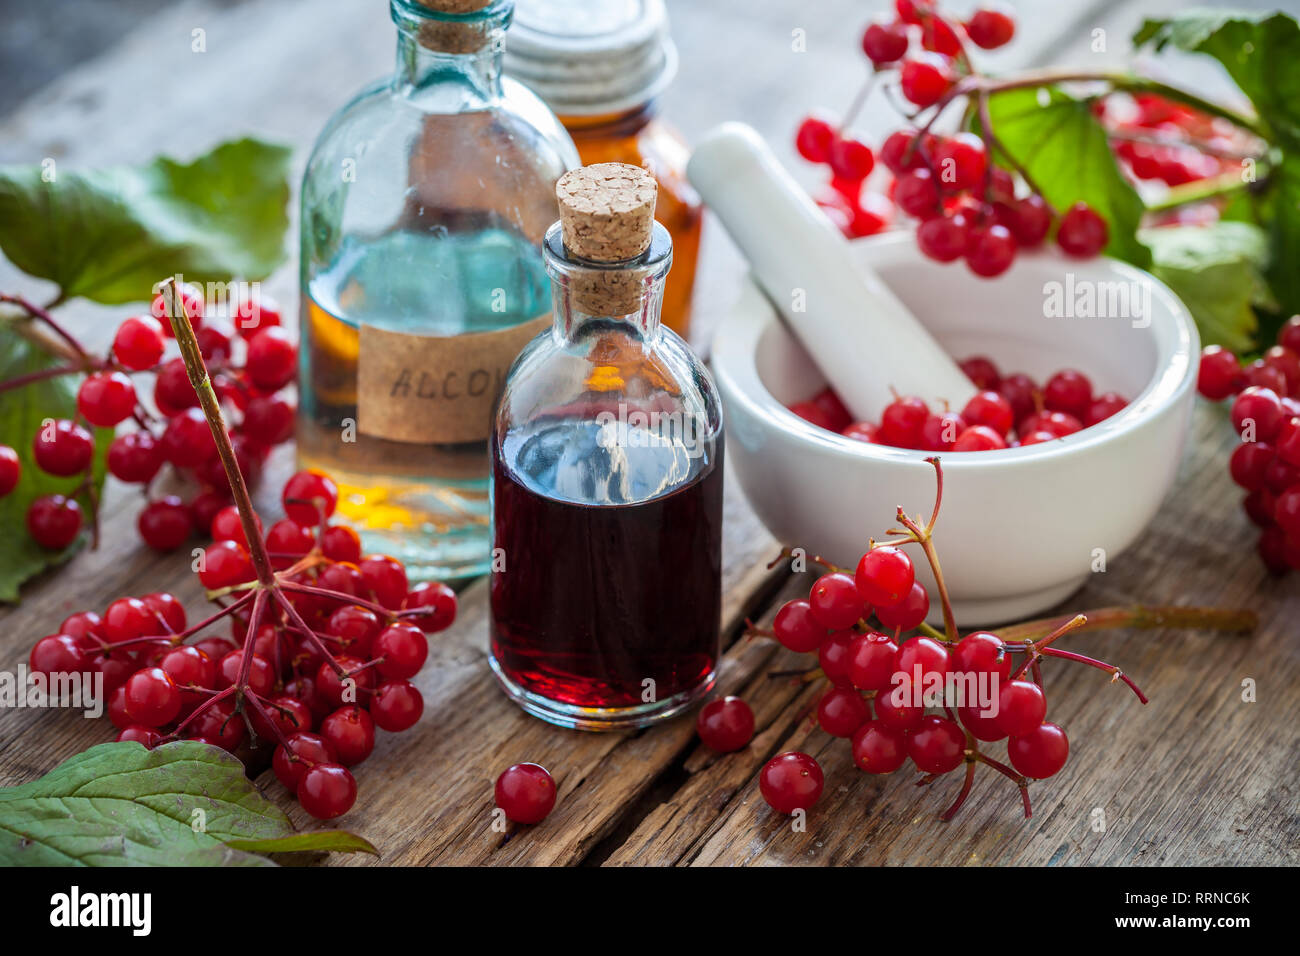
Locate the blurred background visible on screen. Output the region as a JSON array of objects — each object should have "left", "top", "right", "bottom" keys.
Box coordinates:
[{"left": 0, "top": 0, "right": 1291, "bottom": 345}]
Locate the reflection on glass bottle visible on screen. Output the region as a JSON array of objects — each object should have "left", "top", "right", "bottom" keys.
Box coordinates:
[
  {"left": 298, "top": 0, "right": 579, "bottom": 579},
  {"left": 489, "top": 164, "right": 724, "bottom": 731}
]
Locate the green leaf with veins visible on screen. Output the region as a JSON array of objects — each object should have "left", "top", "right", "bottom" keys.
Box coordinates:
[
  {"left": 1133, "top": 10, "right": 1298, "bottom": 149},
  {"left": 0, "top": 138, "right": 290, "bottom": 305},
  {"left": 0, "top": 741, "right": 376, "bottom": 866},
  {"left": 982, "top": 86, "right": 1151, "bottom": 267},
  {"left": 0, "top": 333, "right": 111, "bottom": 602},
  {"left": 1141, "top": 221, "right": 1271, "bottom": 352}
]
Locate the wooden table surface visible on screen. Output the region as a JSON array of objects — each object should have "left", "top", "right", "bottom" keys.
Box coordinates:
[{"left": 1, "top": 0, "right": 1296, "bottom": 866}]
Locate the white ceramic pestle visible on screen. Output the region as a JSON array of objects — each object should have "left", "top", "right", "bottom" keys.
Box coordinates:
[{"left": 688, "top": 122, "right": 977, "bottom": 420}]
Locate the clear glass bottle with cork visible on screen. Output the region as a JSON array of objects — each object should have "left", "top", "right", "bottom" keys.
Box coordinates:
[
  {"left": 489, "top": 163, "right": 724, "bottom": 730},
  {"left": 503, "top": 0, "right": 702, "bottom": 340},
  {"left": 298, "top": 0, "right": 579, "bottom": 580}
]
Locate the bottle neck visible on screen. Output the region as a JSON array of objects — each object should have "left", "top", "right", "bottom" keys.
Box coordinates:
[
  {"left": 391, "top": 0, "right": 510, "bottom": 95},
  {"left": 544, "top": 222, "right": 672, "bottom": 346}
]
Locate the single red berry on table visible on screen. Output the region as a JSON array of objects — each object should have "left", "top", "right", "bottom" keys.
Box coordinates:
[
  {"left": 759, "top": 752, "right": 824, "bottom": 814},
  {"left": 905, "top": 715, "right": 966, "bottom": 773},
  {"left": 297, "top": 763, "right": 358, "bottom": 820},
  {"left": 1056, "top": 202, "right": 1108, "bottom": 257},
  {"left": 1007, "top": 722, "right": 1069, "bottom": 778},
  {"left": 861, "top": 20, "right": 909, "bottom": 64},
  {"left": 818, "top": 687, "right": 871, "bottom": 737},
  {"left": 696, "top": 695, "right": 755, "bottom": 752},
  {"left": 27, "top": 495, "right": 83, "bottom": 549},
  {"left": 495, "top": 763, "right": 557, "bottom": 824},
  {"left": 32, "top": 419, "right": 93, "bottom": 476},
  {"left": 852, "top": 720, "right": 908, "bottom": 773},
  {"left": 370, "top": 680, "right": 424, "bottom": 732},
  {"left": 855, "top": 546, "right": 915, "bottom": 607},
  {"left": 113, "top": 316, "right": 166, "bottom": 370},
  {"left": 0, "top": 445, "right": 20, "bottom": 496}
]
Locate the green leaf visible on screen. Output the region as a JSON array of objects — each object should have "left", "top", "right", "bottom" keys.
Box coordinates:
[
  {"left": 0, "top": 138, "right": 291, "bottom": 304},
  {"left": 1257, "top": 154, "right": 1300, "bottom": 333},
  {"left": 983, "top": 86, "right": 1151, "bottom": 267},
  {"left": 1141, "top": 221, "right": 1271, "bottom": 352},
  {"left": 0, "top": 741, "right": 376, "bottom": 866},
  {"left": 1133, "top": 9, "right": 1299, "bottom": 148},
  {"left": 0, "top": 332, "right": 111, "bottom": 602}
]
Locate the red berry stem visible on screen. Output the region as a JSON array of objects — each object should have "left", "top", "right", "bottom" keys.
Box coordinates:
[
  {"left": 159, "top": 278, "right": 276, "bottom": 589},
  {"left": 1037, "top": 646, "right": 1149, "bottom": 704},
  {"left": 271, "top": 588, "right": 350, "bottom": 679},
  {"left": 0, "top": 292, "right": 91, "bottom": 362},
  {"left": 278, "top": 579, "right": 424, "bottom": 623},
  {"left": 973, "top": 750, "right": 1032, "bottom": 818},
  {"left": 884, "top": 458, "right": 958, "bottom": 642},
  {"left": 940, "top": 759, "right": 977, "bottom": 822},
  {"left": 1007, "top": 613, "right": 1088, "bottom": 680},
  {"left": 0, "top": 362, "right": 95, "bottom": 395}
]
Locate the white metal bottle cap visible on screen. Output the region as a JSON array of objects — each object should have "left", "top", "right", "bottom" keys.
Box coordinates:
[{"left": 503, "top": 0, "right": 678, "bottom": 116}]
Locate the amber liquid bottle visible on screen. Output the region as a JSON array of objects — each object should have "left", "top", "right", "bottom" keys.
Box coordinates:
[{"left": 504, "top": 0, "right": 702, "bottom": 339}]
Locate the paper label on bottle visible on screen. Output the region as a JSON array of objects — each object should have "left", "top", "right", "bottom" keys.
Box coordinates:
[{"left": 356, "top": 314, "right": 550, "bottom": 445}]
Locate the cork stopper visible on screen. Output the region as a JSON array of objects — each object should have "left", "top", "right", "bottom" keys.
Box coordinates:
[
  {"left": 555, "top": 164, "right": 659, "bottom": 316},
  {"left": 557, "top": 164, "right": 657, "bottom": 261},
  {"left": 413, "top": 0, "right": 500, "bottom": 53}
]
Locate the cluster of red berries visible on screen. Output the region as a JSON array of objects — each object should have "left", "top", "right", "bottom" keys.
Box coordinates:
[
  {"left": 788, "top": 356, "right": 1127, "bottom": 451},
  {"left": 794, "top": 0, "right": 1109, "bottom": 272},
  {"left": 1198, "top": 316, "right": 1300, "bottom": 574},
  {"left": 25, "top": 466, "right": 457, "bottom": 821},
  {"left": 0, "top": 283, "right": 297, "bottom": 554},
  {"left": 693, "top": 460, "right": 1143, "bottom": 820},
  {"left": 1104, "top": 93, "right": 1243, "bottom": 189}
]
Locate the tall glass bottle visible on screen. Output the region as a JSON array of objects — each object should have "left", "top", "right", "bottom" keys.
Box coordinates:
[
  {"left": 503, "top": 0, "right": 702, "bottom": 339},
  {"left": 298, "top": 0, "right": 579, "bottom": 580},
  {"left": 489, "top": 163, "right": 724, "bottom": 730}
]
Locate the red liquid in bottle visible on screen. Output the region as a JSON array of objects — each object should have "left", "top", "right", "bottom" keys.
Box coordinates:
[{"left": 489, "top": 435, "right": 723, "bottom": 712}]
